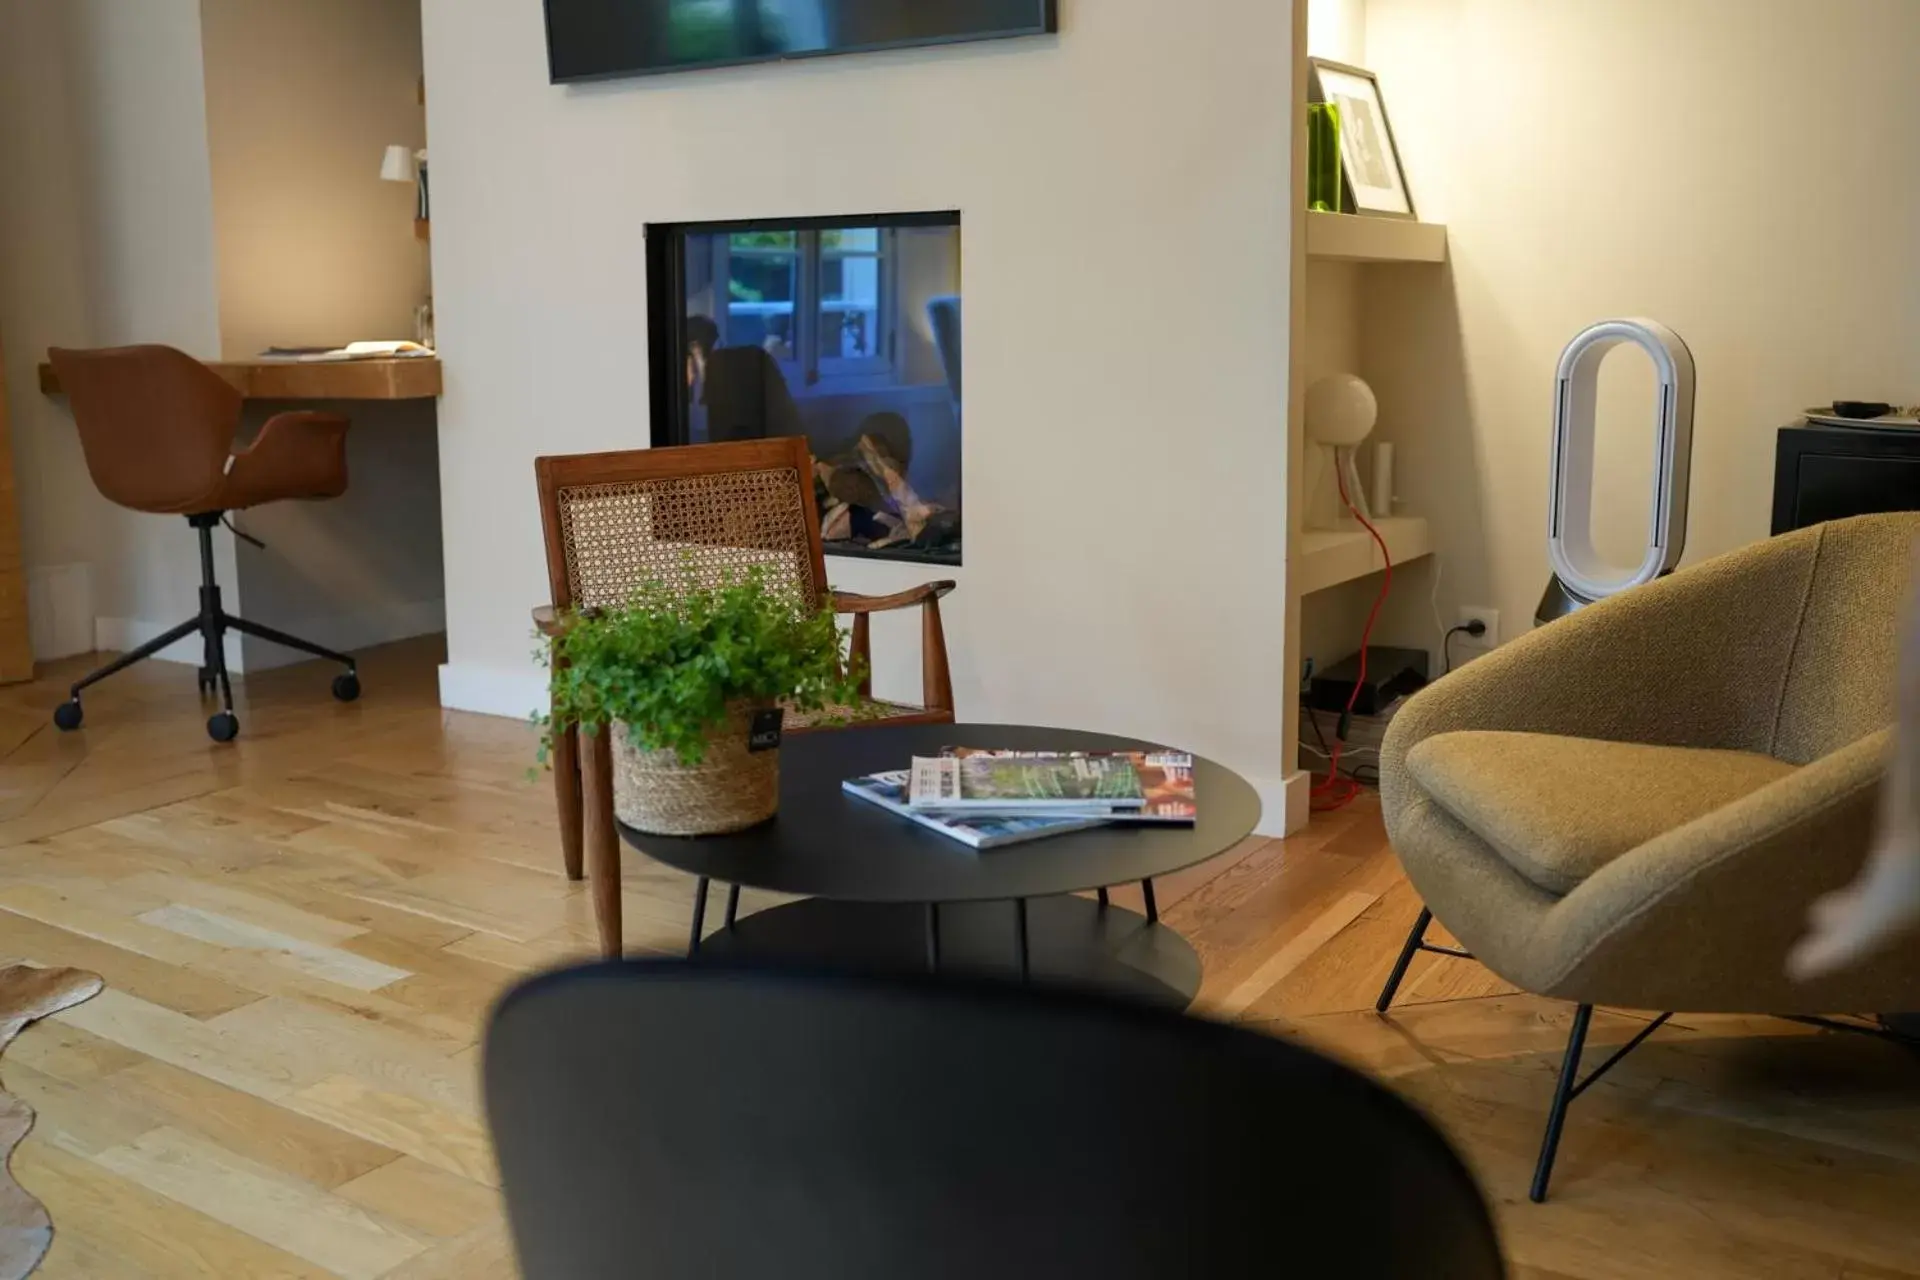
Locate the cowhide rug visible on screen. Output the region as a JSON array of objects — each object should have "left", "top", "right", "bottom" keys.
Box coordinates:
[{"left": 0, "top": 966, "right": 103, "bottom": 1280}]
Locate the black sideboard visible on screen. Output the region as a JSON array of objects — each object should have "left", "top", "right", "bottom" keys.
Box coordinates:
[{"left": 1773, "top": 422, "right": 1920, "bottom": 534}]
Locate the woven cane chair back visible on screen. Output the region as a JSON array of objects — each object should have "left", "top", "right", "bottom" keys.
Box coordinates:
[{"left": 535, "top": 441, "right": 827, "bottom": 617}]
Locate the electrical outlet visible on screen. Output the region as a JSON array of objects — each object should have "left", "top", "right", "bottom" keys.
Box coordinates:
[{"left": 1456, "top": 606, "right": 1500, "bottom": 649}]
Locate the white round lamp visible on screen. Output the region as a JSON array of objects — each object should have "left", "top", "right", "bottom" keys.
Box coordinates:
[
  {"left": 1307, "top": 373, "right": 1378, "bottom": 446},
  {"left": 1305, "top": 373, "right": 1378, "bottom": 531}
]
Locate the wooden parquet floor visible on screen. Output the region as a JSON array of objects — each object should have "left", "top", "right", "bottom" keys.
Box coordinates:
[{"left": 0, "top": 636, "right": 1915, "bottom": 1277}]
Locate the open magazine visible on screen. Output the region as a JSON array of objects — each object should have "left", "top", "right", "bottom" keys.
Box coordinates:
[
  {"left": 907, "top": 753, "right": 1146, "bottom": 815},
  {"left": 944, "top": 748, "right": 1197, "bottom": 824}
]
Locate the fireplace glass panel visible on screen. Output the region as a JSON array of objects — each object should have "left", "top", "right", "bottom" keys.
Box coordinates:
[{"left": 651, "top": 212, "right": 961, "bottom": 565}]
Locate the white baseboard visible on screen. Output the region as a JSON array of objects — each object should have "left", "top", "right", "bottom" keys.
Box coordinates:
[
  {"left": 1281, "top": 769, "right": 1312, "bottom": 835},
  {"left": 27, "top": 564, "right": 95, "bottom": 660},
  {"left": 95, "top": 615, "right": 244, "bottom": 670},
  {"left": 238, "top": 599, "right": 446, "bottom": 671},
  {"left": 1223, "top": 771, "right": 1294, "bottom": 839},
  {"left": 437, "top": 660, "right": 545, "bottom": 722}
]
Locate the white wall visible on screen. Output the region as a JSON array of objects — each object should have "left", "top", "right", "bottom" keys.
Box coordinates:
[
  {"left": 200, "top": 0, "right": 429, "bottom": 357},
  {"left": 424, "top": 0, "right": 1300, "bottom": 824},
  {"left": 198, "top": 0, "right": 444, "bottom": 670},
  {"left": 1307, "top": 0, "right": 1367, "bottom": 65},
  {"left": 231, "top": 400, "right": 445, "bottom": 670},
  {"left": 1359, "top": 0, "right": 1920, "bottom": 649},
  {"left": 0, "top": 0, "right": 238, "bottom": 663}
]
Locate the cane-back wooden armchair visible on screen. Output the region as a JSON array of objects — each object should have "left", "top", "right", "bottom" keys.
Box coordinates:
[{"left": 534, "top": 438, "right": 957, "bottom": 956}]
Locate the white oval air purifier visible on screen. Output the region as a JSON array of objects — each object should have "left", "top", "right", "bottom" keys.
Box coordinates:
[{"left": 1536, "top": 319, "right": 1695, "bottom": 625}]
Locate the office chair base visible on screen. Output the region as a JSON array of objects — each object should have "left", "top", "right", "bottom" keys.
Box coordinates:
[{"left": 49, "top": 513, "right": 358, "bottom": 743}]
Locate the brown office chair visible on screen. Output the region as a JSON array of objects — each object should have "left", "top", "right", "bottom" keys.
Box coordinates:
[
  {"left": 48, "top": 345, "right": 361, "bottom": 742},
  {"left": 533, "top": 438, "right": 957, "bottom": 956}
]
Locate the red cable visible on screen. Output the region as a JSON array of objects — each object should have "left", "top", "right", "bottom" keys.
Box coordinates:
[{"left": 1311, "top": 452, "right": 1394, "bottom": 812}]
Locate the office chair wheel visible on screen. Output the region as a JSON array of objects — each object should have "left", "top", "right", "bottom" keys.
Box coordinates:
[
  {"left": 207, "top": 711, "right": 240, "bottom": 743},
  {"left": 331, "top": 672, "right": 360, "bottom": 703},
  {"left": 52, "top": 699, "right": 82, "bottom": 732}
]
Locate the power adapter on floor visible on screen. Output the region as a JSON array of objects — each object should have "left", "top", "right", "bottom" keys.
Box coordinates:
[{"left": 1307, "top": 646, "right": 1431, "bottom": 719}]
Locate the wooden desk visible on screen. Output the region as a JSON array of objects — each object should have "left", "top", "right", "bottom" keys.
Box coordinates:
[{"left": 38, "top": 357, "right": 441, "bottom": 401}]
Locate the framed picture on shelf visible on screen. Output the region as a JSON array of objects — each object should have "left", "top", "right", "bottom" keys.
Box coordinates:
[{"left": 1307, "top": 58, "right": 1415, "bottom": 219}]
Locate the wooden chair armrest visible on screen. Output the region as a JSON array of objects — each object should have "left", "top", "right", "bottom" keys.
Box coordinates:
[
  {"left": 831, "top": 581, "right": 957, "bottom": 614},
  {"left": 833, "top": 583, "right": 956, "bottom": 714}
]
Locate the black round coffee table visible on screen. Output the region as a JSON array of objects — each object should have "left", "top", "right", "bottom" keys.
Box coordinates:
[{"left": 615, "top": 723, "right": 1263, "bottom": 1008}]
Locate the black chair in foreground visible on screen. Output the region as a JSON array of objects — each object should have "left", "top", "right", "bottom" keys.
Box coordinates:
[{"left": 484, "top": 962, "right": 1504, "bottom": 1279}]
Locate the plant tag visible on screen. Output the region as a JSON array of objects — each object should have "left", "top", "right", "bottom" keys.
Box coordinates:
[{"left": 748, "top": 708, "right": 785, "bottom": 752}]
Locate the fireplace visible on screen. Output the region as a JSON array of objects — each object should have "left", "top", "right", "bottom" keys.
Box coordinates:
[{"left": 648, "top": 211, "right": 962, "bottom": 565}]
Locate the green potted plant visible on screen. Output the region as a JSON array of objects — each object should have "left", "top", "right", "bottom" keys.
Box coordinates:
[{"left": 542, "top": 569, "right": 865, "bottom": 836}]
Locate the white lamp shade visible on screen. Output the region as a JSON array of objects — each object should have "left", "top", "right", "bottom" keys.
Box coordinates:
[
  {"left": 1305, "top": 373, "right": 1378, "bottom": 446},
  {"left": 380, "top": 144, "right": 415, "bottom": 183}
]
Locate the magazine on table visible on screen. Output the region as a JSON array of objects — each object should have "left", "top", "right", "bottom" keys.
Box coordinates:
[
  {"left": 906, "top": 754, "right": 1147, "bottom": 815},
  {"left": 841, "top": 771, "right": 1105, "bottom": 849},
  {"left": 945, "top": 748, "right": 1197, "bottom": 824}
]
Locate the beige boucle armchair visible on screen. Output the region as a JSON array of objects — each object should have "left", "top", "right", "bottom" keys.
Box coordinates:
[{"left": 1376, "top": 512, "right": 1920, "bottom": 1201}]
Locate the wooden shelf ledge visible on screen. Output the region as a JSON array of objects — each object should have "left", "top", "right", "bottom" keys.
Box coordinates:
[
  {"left": 1306, "top": 211, "right": 1447, "bottom": 264},
  {"left": 1295, "top": 516, "right": 1432, "bottom": 596},
  {"left": 39, "top": 357, "right": 442, "bottom": 402}
]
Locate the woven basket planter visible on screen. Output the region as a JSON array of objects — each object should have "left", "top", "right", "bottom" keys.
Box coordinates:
[{"left": 610, "top": 703, "right": 779, "bottom": 836}]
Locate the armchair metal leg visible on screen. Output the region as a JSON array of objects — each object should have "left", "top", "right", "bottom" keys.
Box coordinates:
[
  {"left": 1529, "top": 1007, "right": 1672, "bottom": 1202},
  {"left": 1531, "top": 1004, "right": 1593, "bottom": 1203},
  {"left": 1376, "top": 907, "right": 1432, "bottom": 1012},
  {"left": 1375, "top": 906, "right": 1474, "bottom": 1013},
  {"left": 724, "top": 884, "right": 741, "bottom": 928}
]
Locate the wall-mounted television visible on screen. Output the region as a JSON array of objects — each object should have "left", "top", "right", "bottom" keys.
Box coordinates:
[{"left": 544, "top": 0, "right": 1057, "bottom": 83}]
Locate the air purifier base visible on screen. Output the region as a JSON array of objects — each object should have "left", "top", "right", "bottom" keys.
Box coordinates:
[{"left": 1535, "top": 575, "right": 1596, "bottom": 628}]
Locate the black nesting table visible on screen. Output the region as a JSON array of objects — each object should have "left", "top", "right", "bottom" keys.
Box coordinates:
[{"left": 615, "top": 723, "right": 1263, "bottom": 1008}]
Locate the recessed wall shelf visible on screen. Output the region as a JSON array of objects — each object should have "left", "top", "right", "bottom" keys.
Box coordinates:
[
  {"left": 1295, "top": 516, "right": 1432, "bottom": 596},
  {"left": 1306, "top": 211, "right": 1447, "bottom": 264}
]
